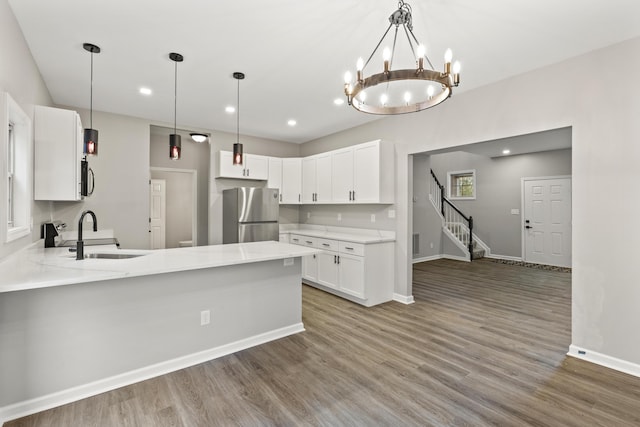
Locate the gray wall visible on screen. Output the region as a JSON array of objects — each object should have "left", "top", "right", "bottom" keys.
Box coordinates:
[
  {"left": 412, "top": 154, "right": 442, "bottom": 259},
  {"left": 0, "top": 0, "right": 53, "bottom": 259},
  {"left": 150, "top": 127, "right": 209, "bottom": 246},
  {"left": 429, "top": 147, "right": 572, "bottom": 258}
]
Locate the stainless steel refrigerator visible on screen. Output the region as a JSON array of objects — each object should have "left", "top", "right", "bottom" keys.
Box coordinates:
[{"left": 223, "top": 187, "right": 280, "bottom": 243}]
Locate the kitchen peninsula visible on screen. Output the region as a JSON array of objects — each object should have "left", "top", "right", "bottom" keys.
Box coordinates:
[{"left": 0, "top": 241, "right": 318, "bottom": 422}]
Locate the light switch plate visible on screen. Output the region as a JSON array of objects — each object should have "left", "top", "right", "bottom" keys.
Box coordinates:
[
  {"left": 388, "top": 209, "right": 396, "bottom": 219},
  {"left": 511, "top": 209, "right": 520, "bottom": 215}
]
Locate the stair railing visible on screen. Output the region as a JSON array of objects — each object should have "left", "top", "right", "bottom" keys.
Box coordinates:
[{"left": 430, "top": 170, "right": 475, "bottom": 260}]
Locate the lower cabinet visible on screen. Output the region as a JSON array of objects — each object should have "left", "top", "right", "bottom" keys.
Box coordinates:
[{"left": 291, "top": 234, "right": 393, "bottom": 307}]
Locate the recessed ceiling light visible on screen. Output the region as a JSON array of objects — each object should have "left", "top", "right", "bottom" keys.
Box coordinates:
[
  {"left": 287, "top": 119, "right": 297, "bottom": 127},
  {"left": 334, "top": 98, "right": 345, "bottom": 105},
  {"left": 225, "top": 106, "right": 235, "bottom": 113},
  {"left": 502, "top": 149, "right": 511, "bottom": 155},
  {"left": 139, "top": 87, "right": 152, "bottom": 96}
]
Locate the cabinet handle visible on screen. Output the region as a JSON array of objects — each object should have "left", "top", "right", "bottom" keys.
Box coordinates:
[
  {"left": 349, "top": 191, "right": 352, "bottom": 201},
  {"left": 313, "top": 254, "right": 316, "bottom": 259},
  {"left": 292, "top": 238, "right": 299, "bottom": 242},
  {"left": 247, "top": 169, "right": 250, "bottom": 176},
  {"left": 242, "top": 169, "right": 246, "bottom": 176},
  {"left": 334, "top": 255, "right": 337, "bottom": 263},
  {"left": 306, "top": 241, "right": 313, "bottom": 244},
  {"left": 345, "top": 247, "right": 354, "bottom": 250},
  {"left": 322, "top": 243, "right": 330, "bottom": 247},
  {"left": 280, "top": 194, "right": 282, "bottom": 202},
  {"left": 352, "top": 191, "right": 355, "bottom": 201},
  {"left": 337, "top": 255, "right": 340, "bottom": 264},
  {"left": 299, "top": 194, "right": 301, "bottom": 202}
]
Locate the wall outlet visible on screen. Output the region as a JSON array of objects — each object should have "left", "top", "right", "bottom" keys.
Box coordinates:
[
  {"left": 200, "top": 310, "right": 210, "bottom": 326},
  {"left": 283, "top": 258, "right": 294, "bottom": 266},
  {"left": 307, "top": 212, "right": 311, "bottom": 219},
  {"left": 388, "top": 209, "right": 396, "bottom": 219},
  {"left": 430, "top": 242, "right": 434, "bottom": 249},
  {"left": 337, "top": 213, "right": 342, "bottom": 221},
  {"left": 371, "top": 214, "right": 376, "bottom": 223},
  {"left": 511, "top": 208, "right": 520, "bottom": 215}
]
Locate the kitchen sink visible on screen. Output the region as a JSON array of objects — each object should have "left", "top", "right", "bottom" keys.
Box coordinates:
[{"left": 85, "top": 253, "right": 147, "bottom": 260}]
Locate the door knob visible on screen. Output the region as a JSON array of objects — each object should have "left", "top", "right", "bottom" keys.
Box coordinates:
[{"left": 525, "top": 225, "right": 533, "bottom": 229}]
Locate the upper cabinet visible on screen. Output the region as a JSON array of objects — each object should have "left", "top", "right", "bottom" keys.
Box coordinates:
[
  {"left": 302, "top": 153, "right": 331, "bottom": 203},
  {"left": 216, "top": 151, "right": 268, "bottom": 180},
  {"left": 216, "top": 139, "right": 393, "bottom": 204},
  {"left": 281, "top": 158, "right": 302, "bottom": 204},
  {"left": 331, "top": 140, "right": 394, "bottom": 204},
  {"left": 34, "top": 106, "right": 83, "bottom": 201}
]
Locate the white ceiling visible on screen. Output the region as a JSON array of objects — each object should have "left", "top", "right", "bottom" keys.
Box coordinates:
[{"left": 8, "top": 0, "right": 640, "bottom": 144}]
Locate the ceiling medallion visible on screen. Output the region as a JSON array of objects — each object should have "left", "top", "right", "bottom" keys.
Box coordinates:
[{"left": 343, "top": 0, "right": 461, "bottom": 115}]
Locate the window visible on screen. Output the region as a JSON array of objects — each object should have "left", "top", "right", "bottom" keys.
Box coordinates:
[
  {"left": 2, "top": 92, "right": 32, "bottom": 243},
  {"left": 447, "top": 169, "right": 476, "bottom": 200}
]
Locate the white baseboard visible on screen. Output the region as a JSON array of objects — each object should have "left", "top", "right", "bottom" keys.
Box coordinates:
[
  {"left": 412, "top": 255, "right": 443, "bottom": 264},
  {"left": 568, "top": 345, "right": 640, "bottom": 378},
  {"left": 393, "top": 293, "right": 415, "bottom": 304},
  {"left": 485, "top": 254, "right": 523, "bottom": 262},
  {"left": 0, "top": 323, "right": 305, "bottom": 424}
]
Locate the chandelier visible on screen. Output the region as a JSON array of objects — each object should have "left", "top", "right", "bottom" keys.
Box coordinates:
[{"left": 343, "top": 0, "right": 460, "bottom": 115}]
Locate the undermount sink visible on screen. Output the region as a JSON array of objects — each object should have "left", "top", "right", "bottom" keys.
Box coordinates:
[{"left": 85, "top": 253, "right": 147, "bottom": 260}]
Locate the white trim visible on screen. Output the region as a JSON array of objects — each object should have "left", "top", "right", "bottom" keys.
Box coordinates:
[
  {"left": 393, "top": 293, "right": 415, "bottom": 304},
  {"left": 485, "top": 254, "right": 523, "bottom": 262},
  {"left": 0, "top": 323, "right": 304, "bottom": 424},
  {"left": 412, "top": 254, "right": 443, "bottom": 263},
  {"left": 150, "top": 167, "right": 198, "bottom": 246},
  {"left": 568, "top": 345, "right": 640, "bottom": 379}
]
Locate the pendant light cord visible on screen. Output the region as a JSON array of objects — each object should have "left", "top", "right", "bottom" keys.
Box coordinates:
[
  {"left": 89, "top": 50, "right": 94, "bottom": 129},
  {"left": 174, "top": 60, "right": 178, "bottom": 134},
  {"left": 236, "top": 77, "right": 240, "bottom": 144}
]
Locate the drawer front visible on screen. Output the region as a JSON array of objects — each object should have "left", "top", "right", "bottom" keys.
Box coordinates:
[
  {"left": 339, "top": 242, "right": 365, "bottom": 256},
  {"left": 289, "top": 234, "right": 304, "bottom": 245},
  {"left": 317, "top": 238, "right": 339, "bottom": 252},
  {"left": 291, "top": 234, "right": 317, "bottom": 247}
]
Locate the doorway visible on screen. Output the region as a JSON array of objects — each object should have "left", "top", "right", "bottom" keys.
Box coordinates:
[
  {"left": 150, "top": 167, "right": 197, "bottom": 248},
  {"left": 522, "top": 176, "right": 572, "bottom": 267}
]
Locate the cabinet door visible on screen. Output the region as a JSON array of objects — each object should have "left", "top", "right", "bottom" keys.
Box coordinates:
[
  {"left": 317, "top": 251, "right": 339, "bottom": 289},
  {"left": 218, "top": 151, "right": 245, "bottom": 178},
  {"left": 339, "top": 253, "right": 365, "bottom": 298},
  {"left": 281, "top": 158, "right": 302, "bottom": 204},
  {"left": 301, "top": 157, "right": 317, "bottom": 203},
  {"left": 302, "top": 253, "right": 319, "bottom": 282},
  {"left": 331, "top": 147, "right": 354, "bottom": 203},
  {"left": 34, "top": 106, "right": 82, "bottom": 201},
  {"left": 268, "top": 157, "right": 283, "bottom": 201},
  {"left": 315, "top": 153, "right": 333, "bottom": 203},
  {"left": 245, "top": 154, "right": 269, "bottom": 180},
  {"left": 353, "top": 142, "right": 380, "bottom": 203}
]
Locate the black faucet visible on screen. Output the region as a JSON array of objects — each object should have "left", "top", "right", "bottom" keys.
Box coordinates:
[{"left": 77, "top": 210, "right": 97, "bottom": 260}]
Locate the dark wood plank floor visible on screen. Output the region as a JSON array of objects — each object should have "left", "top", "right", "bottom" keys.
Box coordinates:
[{"left": 6, "top": 259, "right": 640, "bottom": 426}]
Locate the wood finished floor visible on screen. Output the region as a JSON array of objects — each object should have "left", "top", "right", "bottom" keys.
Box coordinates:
[{"left": 6, "top": 259, "right": 640, "bottom": 426}]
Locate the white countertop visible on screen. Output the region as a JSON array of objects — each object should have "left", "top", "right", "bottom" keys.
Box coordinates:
[
  {"left": 0, "top": 241, "right": 320, "bottom": 294},
  {"left": 279, "top": 224, "right": 395, "bottom": 244}
]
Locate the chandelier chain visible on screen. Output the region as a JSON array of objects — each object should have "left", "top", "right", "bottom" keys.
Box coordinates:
[
  {"left": 173, "top": 60, "right": 177, "bottom": 134},
  {"left": 89, "top": 50, "right": 94, "bottom": 130}
]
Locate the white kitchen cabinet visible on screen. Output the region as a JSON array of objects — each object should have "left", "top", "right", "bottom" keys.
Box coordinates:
[
  {"left": 281, "top": 158, "right": 302, "bottom": 204},
  {"left": 34, "top": 106, "right": 84, "bottom": 201},
  {"left": 330, "top": 139, "right": 394, "bottom": 204},
  {"left": 290, "top": 233, "right": 394, "bottom": 306},
  {"left": 216, "top": 151, "right": 268, "bottom": 180},
  {"left": 302, "top": 153, "right": 331, "bottom": 203}
]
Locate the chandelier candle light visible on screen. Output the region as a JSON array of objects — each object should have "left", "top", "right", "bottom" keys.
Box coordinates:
[{"left": 343, "top": 0, "right": 461, "bottom": 114}]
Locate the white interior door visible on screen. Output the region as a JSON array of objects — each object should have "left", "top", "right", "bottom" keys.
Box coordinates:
[
  {"left": 523, "top": 177, "right": 571, "bottom": 267},
  {"left": 149, "top": 179, "right": 166, "bottom": 249}
]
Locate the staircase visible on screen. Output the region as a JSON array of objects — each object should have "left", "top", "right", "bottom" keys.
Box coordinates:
[{"left": 429, "top": 170, "right": 486, "bottom": 261}]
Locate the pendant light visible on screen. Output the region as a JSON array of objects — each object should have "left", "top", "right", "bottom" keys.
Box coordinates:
[
  {"left": 83, "top": 43, "right": 100, "bottom": 156},
  {"left": 169, "top": 52, "right": 183, "bottom": 160},
  {"left": 232, "top": 72, "right": 245, "bottom": 165}
]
